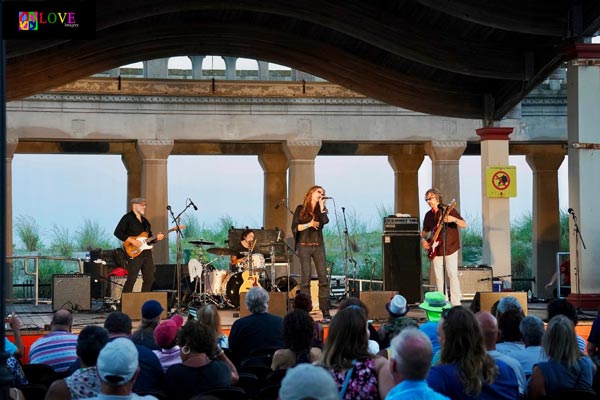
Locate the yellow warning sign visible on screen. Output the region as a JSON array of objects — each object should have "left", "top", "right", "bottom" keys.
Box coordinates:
[{"left": 486, "top": 166, "right": 517, "bottom": 198}]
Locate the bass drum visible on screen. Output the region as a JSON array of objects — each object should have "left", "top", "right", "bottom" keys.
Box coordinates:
[
  {"left": 224, "top": 272, "right": 245, "bottom": 308},
  {"left": 274, "top": 276, "right": 298, "bottom": 293}
]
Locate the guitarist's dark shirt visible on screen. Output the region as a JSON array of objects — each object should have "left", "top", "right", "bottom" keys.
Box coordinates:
[
  {"left": 114, "top": 211, "right": 154, "bottom": 244},
  {"left": 423, "top": 208, "right": 463, "bottom": 256}
]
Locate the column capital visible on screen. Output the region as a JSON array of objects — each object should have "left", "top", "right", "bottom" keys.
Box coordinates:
[
  {"left": 425, "top": 140, "right": 466, "bottom": 161},
  {"left": 387, "top": 144, "right": 425, "bottom": 171},
  {"left": 258, "top": 145, "right": 288, "bottom": 172},
  {"left": 5, "top": 138, "right": 19, "bottom": 159},
  {"left": 136, "top": 139, "right": 174, "bottom": 160},
  {"left": 476, "top": 127, "right": 513, "bottom": 141},
  {"left": 283, "top": 140, "right": 322, "bottom": 160},
  {"left": 525, "top": 145, "right": 566, "bottom": 171}
]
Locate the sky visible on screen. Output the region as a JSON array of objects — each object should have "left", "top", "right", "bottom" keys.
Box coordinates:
[{"left": 11, "top": 153, "right": 569, "bottom": 249}]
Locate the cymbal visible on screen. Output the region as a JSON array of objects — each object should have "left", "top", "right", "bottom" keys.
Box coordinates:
[
  {"left": 207, "top": 247, "right": 237, "bottom": 256},
  {"left": 189, "top": 240, "right": 215, "bottom": 246}
]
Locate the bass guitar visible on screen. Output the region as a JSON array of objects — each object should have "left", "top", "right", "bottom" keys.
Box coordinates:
[
  {"left": 427, "top": 200, "right": 456, "bottom": 260},
  {"left": 123, "top": 225, "right": 185, "bottom": 259}
]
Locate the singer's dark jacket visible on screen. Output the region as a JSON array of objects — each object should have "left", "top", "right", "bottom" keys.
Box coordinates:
[
  {"left": 422, "top": 208, "right": 463, "bottom": 256},
  {"left": 292, "top": 205, "right": 329, "bottom": 247},
  {"left": 114, "top": 211, "right": 156, "bottom": 244}
]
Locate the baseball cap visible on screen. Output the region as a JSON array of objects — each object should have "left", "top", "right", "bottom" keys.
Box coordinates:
[
  {"left": 279, "top": 364, "right": 338, "bottom": 400},
  {"left": 97, "top": 338, "right": 138, "bottom": 386},
  {"left": 141, "top": 300, "right": 164, "bottom": 320},
  {"left": 153, "top": 315, "right": 184, "bottom": 348}
]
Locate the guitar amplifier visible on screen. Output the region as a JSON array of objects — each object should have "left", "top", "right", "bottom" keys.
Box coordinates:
[
  {"left": 383, "top": 217, "right": 420, "bottom": 233},
  {"left": 458, "top": 266, "right": 493, "bottom": 299},
  {"left": 52, "top": 274, "right": 91, "bottom": 311}
]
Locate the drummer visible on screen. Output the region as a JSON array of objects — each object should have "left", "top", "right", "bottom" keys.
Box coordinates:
[{"left": 230, "top": 229, "right": 255, "bottom": 272}]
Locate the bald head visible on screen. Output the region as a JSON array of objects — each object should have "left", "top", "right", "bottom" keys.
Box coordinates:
[
  {"left": 475, "top": 311, "right": 499, "bottom": 350},
  {"left": 51, "top": 309, "right": 73, "bottom": 332}
]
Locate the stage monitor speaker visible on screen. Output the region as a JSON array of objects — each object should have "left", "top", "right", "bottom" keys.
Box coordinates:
[
  {"left": 52, "top": 274, "right": 91, "bottom": 311},
  {"left": 382, "top": 234, "right": 422, "bottom": 304},
  {"left": 458, "top": 266, "right": 493, "bottom": 300},
  {"left": 471, "top": 291, "right": 528, "bottom": 315},
  {"left": 290, "top": 279, "right": 320, "bottom": 310},
  {"left": 240, "top": 291, "right": 288, "bottom": 318},
  {"left": 360, "top": 291, "right": 397, "bottom": 322},
  {"left": 121, "top": 292, "right": 168, "bottom": 320}
]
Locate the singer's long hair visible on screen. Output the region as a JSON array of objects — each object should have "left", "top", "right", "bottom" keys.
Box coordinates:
[{"left": 299, "top": 185, "right": 325, "bottom": 222}]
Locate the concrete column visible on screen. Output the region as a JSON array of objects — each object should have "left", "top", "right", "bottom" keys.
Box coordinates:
[
  {"left": 424, "top": 141, "right": 466, "bottom": 210},
  {"left": 121, "top": 144, "right": 142, "bottom": 210},
  {"left": 5, "top": 138, "right": 18, "bottom": 297},
  {"left": 525, "top": 145, "right": 565, "bottom": 296},
  {"left": 565, "top": 44, "right": 600, "bottom": 308},
  {"left": 143, "top": 59, "right": 169, "bottom": 79},
  {"left": 258, "top": 145, "right": 289, "bottom": 234},
  {"left": 223, "top": 56, "right": 238, "bottom": 80},
  {"left": 477, "top": 128, "right": 513, "bottom": 279},
  {"left": 258, "top": 61, "right": 269, "bottom": 80},
  {"left": 189, "top": 56, "right": 205, "bottom": 79},
  {"left": 136, "top": 140, "right": 174, "bottom": 264},
  {"left": 108, "top": 68, "right": 120, "bottom": 78},
  {"left": 387, "top": 144, "right": 425, "bottom": 217}
]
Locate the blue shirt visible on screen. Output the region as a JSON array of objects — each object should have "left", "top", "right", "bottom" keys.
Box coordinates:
[{"left": 386, "top": 379, "right": 450, "bottom": 400}]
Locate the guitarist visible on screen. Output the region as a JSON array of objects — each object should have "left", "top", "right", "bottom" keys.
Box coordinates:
[
  {"left": 421, "top": 188, "right": 466, "bottom": 306},
  {"left": 114, "top": 197, "right": 164, "bottom": 293}
]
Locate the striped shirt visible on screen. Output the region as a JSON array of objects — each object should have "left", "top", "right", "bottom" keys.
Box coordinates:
[{"left": 29, "top": 330, "right": 78, "bottom": 372}]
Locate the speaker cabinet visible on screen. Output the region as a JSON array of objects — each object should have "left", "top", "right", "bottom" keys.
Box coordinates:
[
  {"left": 240, "top": 291, "right": 288, "bottom": 318},
  {"left": 360, "top": 291, "right": 397, "bottom": 322},
  {"left": 52, "top": 274, "right": 91, "bottom": 311},
  {"left": 458, "top": 266, "right": 493, "bottom": 300},
  {"left": 382, "top": 234, "right": 422, "bottom": 304},
  {"left": 471, "top": 291, "right": 528, "bottom": 315},
  {"left": 121, "top": 292, "right": 168, "bottom": 320}
]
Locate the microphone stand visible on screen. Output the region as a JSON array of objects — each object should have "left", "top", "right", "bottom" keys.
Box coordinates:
[
  {"left": 340, "top": 206, "right": 354, "bottom": 298},
  {"left": 439, "top": 205, "right": 452, "bottom": 303},
  {"left": 569, "top": 209, "right": 587, "bottom": 311},
  {"left": 168, "top": 202, "right": 193, "bottom": 312}
]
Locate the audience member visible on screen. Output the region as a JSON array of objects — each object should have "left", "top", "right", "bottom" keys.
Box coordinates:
[
  {"left": 195, "top": 304, "right": 238, "bottom": 383},
  {"left": 377, "top": 317, "right": 419, "bottom": 360},
  {"left": 378, "top": 294, "right": 411, "bottom": 348},
  {"left": 338, "top": 297, "right": 381, "bottom": 353},
  {"left": 387, "top": 328, "right": 449, "bottom": 400},
  {"left": 152, "top": 315, "right": 184, "bottom": 372},
  {"left": 164, "top": 320, "right": 231, "bottom": 399},
  {"left": 418, "top": 291, "right": 451, "bottom": 359},
  {"left": 278, "top": 363, "right": 339, "bottom": 400},
  {"left": 86, "top": 338, "right": 157, "bottom": 400},
  {"left": 496, "top": 296, "right": 524, "bottom": 317},
  {"left": 292, "top": 292, "right": 324, "bottom": 348},
  {"left": 229, "top": 287, "right": 284, "bottom": 363},
  {"left": 46, "top": 325, "right": 109, "bottom": 400},
  {"left": 271, "top": 309, "right": 322, "bottom": 370},
  {"left": 547, "top": 298, "right": 586, "bottom": 351},
  {"left": 496, "top": 307, "right": 525, "bottom": 354},
  {"left": 506, "top": 315, "right": 547, "bottom": 376},
  {"left": 427, "top": 306, "right": 519, "bottom": 400},
  {"left": 103, "top": 311, "right": 165, "bottom": 394},
  {"left": 319, "top": 306, "right": 394, "bottom": 399},
  {"left": 131, "top": 300, "right": 163, "bottom": 350},
  {"left": 29, "top": 309, "right": 78, "bottom": 372},
  {"left": 475, "top": 311, "right": 527, "bottom": 396},
  {"left": 528, "top": 315, "right": 595, "bottom": 399},
  {"left": 4, "top": 314, "right": 24, "bottom": 359}
]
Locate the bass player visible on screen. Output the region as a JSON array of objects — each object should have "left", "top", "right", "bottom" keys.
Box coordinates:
[
  {"left": 421, "top": 188, "right": 466, "bottom": 306},
  {"left": 114, "top": 197, "right": 164, "bottom": 293}
]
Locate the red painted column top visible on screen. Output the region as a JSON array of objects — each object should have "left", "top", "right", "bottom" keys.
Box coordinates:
[{"left": 476, "top": 127, "right": 513, "bottom": 141}]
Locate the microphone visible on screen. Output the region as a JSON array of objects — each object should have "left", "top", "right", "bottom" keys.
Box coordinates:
[
  {"left": 188, "top": 198, "right": 198, "bottom": 211},
  {"left": 322, "top": 196, "right": 333, "bottom": 200},
  {"left": 438, "top": 204, "right": 444, "bottom": 210},
  {"left": 568, "top": 208, "right": 575, "bottom": 215},
  {"left": 166, "top": 205, "right": 171, "bottom": 211},
  {"left": 274, "top": 198, "right": 285, "bottom": 210}
]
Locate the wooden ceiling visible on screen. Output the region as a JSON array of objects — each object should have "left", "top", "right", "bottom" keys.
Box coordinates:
[{"left": 6, "top": 0, "right": 600, "bottom": 121}]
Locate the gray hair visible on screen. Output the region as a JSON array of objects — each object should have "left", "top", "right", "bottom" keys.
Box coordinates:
[
  {"left": 245, "top": 286, "right": 269, "bottom": 313},
  {"left": 519, "top": 315, "right": 545, "bottom": 346},
  {"left": 390, "top": 327, "right": 432, "bottom": 381},
  {"left": 496, "top": 296, "right": 523, "bottom": 315}
]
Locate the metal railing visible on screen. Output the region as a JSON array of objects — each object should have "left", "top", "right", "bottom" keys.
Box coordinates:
[{"left": 6, "top": 256, "right": 84, "bottom": 305}]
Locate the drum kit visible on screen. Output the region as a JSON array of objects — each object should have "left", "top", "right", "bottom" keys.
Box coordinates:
[{"left": 186, "top": 239, "right": 296, "bottom": 309}]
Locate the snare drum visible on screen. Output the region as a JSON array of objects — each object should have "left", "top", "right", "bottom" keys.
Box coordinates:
[{"left": 206, "top": 270, "right": 229, "bottom": 295}]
